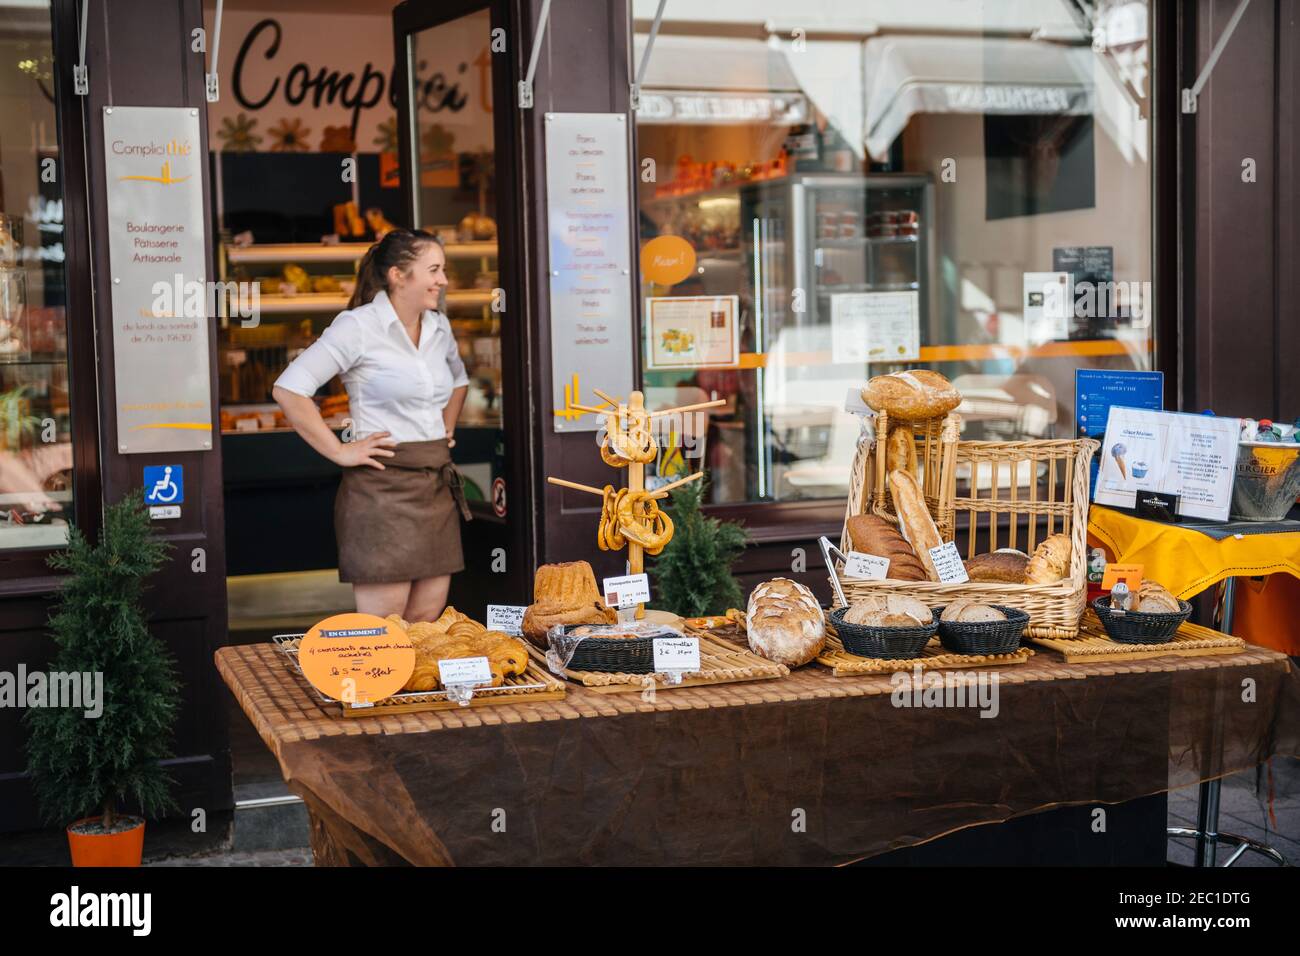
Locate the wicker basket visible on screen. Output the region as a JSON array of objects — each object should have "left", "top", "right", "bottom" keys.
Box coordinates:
[
  {"left": 552, "top": 625, "right": 656, "bottom": 673},
  {"left": 837, "top": 435, "right": 1100, "bottom": 639},
  {"left": 936, "top": 606, "right": 1030, "bottom": 655},
  {"left": 829, "top": 606, "right": 940, "bottom": 659},
  {"left": 865, "top": 410, "right": 960, "bottom": 541},
  {"left": 1091, "top": 596, "right": 1193, "bottom": 644}
]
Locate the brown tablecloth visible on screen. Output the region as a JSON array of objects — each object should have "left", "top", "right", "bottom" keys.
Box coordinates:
[{"left": 216, "top": 641, "right": 1300, "bottom": 866}]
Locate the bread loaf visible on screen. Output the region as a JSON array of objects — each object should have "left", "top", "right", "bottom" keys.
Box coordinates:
[
  {"left": 964, "top": 550, "right": 1030, "bottom": 583},
  {"left": 1134, "top": 580, "right": 1181, "bottom": 613},
  {"left": 522, "top": 561, "right": 617, "bottom": 646},
  {"left": 1025, "top": 534, "right": 1071, "bottom": 584},
  {"left": 888, "top": 469, "right": 943, "bottom": 580},
  {"left": 746, "top": 578, "right": 825, "bottom": 667},
  {"left": 844, "top": 514, "right": 928, "bottom": 581},
  {"left": 939, "top": 600, "right": 1006, "bottom": 623},
  {"left": 885, "top": 425, "right": 919, "bottom": 477},
  {"left": 843, "top": 594, "right": 933, "bottom": 628},
  {"left": 863, "top": 370, "right": 961, "bottom": 421}
]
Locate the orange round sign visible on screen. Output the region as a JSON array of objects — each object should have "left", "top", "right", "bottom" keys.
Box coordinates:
[
  {"left": 640, "top": 235, "right": 697, "bottom": 286},
  {"left": 298, "top": 612, "right": 414, "bottom": 705}
]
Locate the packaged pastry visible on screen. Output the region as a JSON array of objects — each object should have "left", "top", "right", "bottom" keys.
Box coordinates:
[
  {"left": 939, "top": 600, "right": 1006, "bottom": 623},
  {"left": 843, "top": 514, "right": 928, "bottom": 581},
  {"left": 887, "top": 469, "right": 943, "bottom": 580},
  {"left": 863, "top": 370, "right": 961, "bottom": 421},
  {"left": 843, "top": 594, "right": 933, "bottom": 628},
  {"left": 746, "top": 578, "right": 825, "bottom": 667},
  {"left": 1024, "top": 534, "right": 1071, "bottom": 584},
  {"left": 964, "top": 550, "right": 1030, "bottom": 583}
]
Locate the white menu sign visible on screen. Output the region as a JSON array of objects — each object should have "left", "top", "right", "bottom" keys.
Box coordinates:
[
  {"left": 830, "top": 291, "right": 921, "bottom": 363},
  {"left": 103, "top": 107, "right": 212, "bottom": 454},
  {"left": 545, "top": 113, "right": 635, "bottom": 432}
]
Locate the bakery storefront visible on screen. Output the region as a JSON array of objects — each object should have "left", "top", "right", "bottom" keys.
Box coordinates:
[{"left": 1, "top": 0, "right": 1298, "bottom": 864}]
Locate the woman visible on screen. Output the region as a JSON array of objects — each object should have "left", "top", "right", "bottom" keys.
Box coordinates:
[{"left": 272, "top": 228, "right": 470, "bottom": 623}]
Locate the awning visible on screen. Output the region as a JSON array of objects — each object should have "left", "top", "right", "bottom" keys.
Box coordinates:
[{"left": 864, "top": 35, "right": 1144, "bottom": 162}]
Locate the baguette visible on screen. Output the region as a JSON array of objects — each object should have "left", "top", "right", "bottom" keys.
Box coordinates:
[
  {"left": 888, "top": 469, "right": 942, "bottom": 581},
  {"left": 885, "top": 425, "right": 919, "bottom": 478}
]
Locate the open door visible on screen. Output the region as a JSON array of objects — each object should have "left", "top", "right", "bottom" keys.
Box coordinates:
[{"left": 393, "top": 0, "right": 533, "bottom": 614}]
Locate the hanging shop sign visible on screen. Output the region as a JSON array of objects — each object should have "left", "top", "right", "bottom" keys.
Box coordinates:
[
  {"left": 644, "top": 295, "right": 740, "bottom": 370},
  {"left": 546, "top": 113, "right": 635, "bottom": 432},
  {"left": 102, "top": 106, "right": 213, "bottom": 454}
]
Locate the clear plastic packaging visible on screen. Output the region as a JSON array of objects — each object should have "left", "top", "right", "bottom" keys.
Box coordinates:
[{"left": 544, "top": 620, "right": 695, "bottom": 682}]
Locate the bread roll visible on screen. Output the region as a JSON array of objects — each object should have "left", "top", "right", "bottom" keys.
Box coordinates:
[
  {"left": 1025, "top": 534, "right": 1071, "bottom": 584},
  {"left": 888, "top": 469, "right": 943, "bottom": 580},
  {"left": 964, "top": 550, "right": 1030, "bottom": 583},
  {"left": 746, "top": 578, "right": 825, "bottom": 667},
  {"left": 844, "top": 514, "right": 928, "bottom": 581},
  {"left": 863, "top": 370, "right": 961, "bottom": 421},
  {"left": 843, "top": 594, "right": 933, "bottom": 628},
  {"left": 1134, "top": 581, "right": 1181, "bottom": 614},
  {"left": 885, "top": 425, "right": 919, "bottom": 478},
  {"left": 940, "top": 600, "right": 1006, "bottom": 623}
]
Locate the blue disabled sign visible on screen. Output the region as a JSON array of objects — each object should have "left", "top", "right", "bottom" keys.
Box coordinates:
[{"left": 143, "top": 465, "right": 184, "bottom": 506}]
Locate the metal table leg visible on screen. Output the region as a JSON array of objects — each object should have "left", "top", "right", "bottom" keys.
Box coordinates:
[{"left": 1166, "top": 577, "right": 1290, "bottom": 866}]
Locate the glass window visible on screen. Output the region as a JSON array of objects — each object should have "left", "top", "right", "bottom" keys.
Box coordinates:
[
  {"left": 633, "top": 0, "right": 1153, "bottom": 505},
  {"left": 0, "top": 1, "right": 76, "bottom": 548}
]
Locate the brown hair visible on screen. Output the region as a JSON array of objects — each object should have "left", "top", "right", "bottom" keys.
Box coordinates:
[{"left": 347, "top": 228, "right": 443, "bottom": 310}]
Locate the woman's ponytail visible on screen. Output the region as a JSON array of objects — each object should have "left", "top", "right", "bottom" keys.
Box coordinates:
[{"left": 345, "top": 228, "right": 442, "bottom": 310}]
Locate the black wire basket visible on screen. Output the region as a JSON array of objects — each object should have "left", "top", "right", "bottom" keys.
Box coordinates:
[
  {"left": 553, "top": 624, "right": 657, "bottom": 673},
  {"left": 1091, "top": 596, "right": 1192, "bottom": 644},
  {"left": 936, "top": 605, "right": 1030, "bottom": 656},
  {"left": 829, "top": 606, "right": 940, "bottom": 660}
]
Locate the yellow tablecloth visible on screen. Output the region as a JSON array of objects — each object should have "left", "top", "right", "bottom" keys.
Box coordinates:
[{"left": 1087, "top": 506, "right": 1300, "bottom": 600}]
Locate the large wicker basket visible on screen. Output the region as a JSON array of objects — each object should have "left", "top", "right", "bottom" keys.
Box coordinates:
[
  {"left": 867, "top": 410, "right": 960, "bottom": 541},
  {"left": 838, "top": 435, "right": 1099, "bottom": 639}
]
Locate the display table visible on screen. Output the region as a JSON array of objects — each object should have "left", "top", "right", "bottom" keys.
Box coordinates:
[{"left": 215, "top": 639, "right": 1299, "bottom": 866}]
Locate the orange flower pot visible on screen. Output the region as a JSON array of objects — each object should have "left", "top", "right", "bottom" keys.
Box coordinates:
[{"left": 66, "top": 816, "right": 145, "bottom": 867}]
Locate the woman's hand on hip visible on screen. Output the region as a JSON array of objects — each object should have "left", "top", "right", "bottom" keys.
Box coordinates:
[{"left": 334, "top": 432, "right": 398, "bottom": 470}]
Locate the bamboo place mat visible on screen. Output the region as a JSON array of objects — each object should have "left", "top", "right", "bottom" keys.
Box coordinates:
[
  {"left": 816, "top": 632, "right": 1034, "bottom": 677},
  {"left": 1031, "top": 611, "right": 1247, "bottom": 664},
  {"left": 527, "top": 632, "right": 788, "bottom": 694},
  {"left": 272, "top": 639, "right": 566, "bottom": 717},
  {"left": 685, "top": 617, "right": 1032, "bottom": 678}
]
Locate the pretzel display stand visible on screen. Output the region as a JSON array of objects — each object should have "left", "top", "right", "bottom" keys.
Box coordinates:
[{"left": 546, "top": 387, "right": 726, "bottom": 621}]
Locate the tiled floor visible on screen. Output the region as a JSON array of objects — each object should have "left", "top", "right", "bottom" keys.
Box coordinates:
[{"left": 1166, "top": 756, "right": 1299, "bottom": 866}]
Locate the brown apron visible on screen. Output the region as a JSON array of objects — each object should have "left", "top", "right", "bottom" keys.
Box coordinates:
[{"left": 334, "top": 439, "right": 471, "bottom": 584}]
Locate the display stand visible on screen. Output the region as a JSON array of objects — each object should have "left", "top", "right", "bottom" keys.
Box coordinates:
[{"left": 546, "top": 387, "right": 725, "bottom": 620}]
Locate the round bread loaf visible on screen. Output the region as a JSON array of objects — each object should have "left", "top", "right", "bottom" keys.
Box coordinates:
[
  {"left": 863, "top": 370, "right": 961, "bottom": 421},
  {"left": 1134, "top": 581, "right": 1181, "bottom": 613},
  {"left": 939, "top": 600, "right": 1006, "bottom": 623},
  {"left": 1025, "top": 534, "right": 1071, "bottom": 584},
  {"left": 843, "top": 594, "right": 933, "bottom": 628},
  {"left": 746, "top": 578, "right": 825, "bottom": 667}
]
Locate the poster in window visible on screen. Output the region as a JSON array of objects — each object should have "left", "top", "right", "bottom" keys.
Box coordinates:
[
  {"left": 644, "top": 295, "right": 740, "bottom": 370},
  {"left": 830, "top": 291, "right": 920, "bottom": 363}
]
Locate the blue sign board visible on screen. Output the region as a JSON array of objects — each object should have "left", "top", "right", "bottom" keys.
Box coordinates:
[
  {"left": 143, "top": 465, "right": 184, "bottom": 506},
  {"left": 1075, "top": 370, "right": 1163, "bottom": 499}
]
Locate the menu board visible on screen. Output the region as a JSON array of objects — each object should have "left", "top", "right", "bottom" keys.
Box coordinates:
[
  {"left": 102, "top": 107, "right": 213, "bottom": 453},
  {"left": 644, "top": 295, "right": 740, "bottom": 369},
  {"left": 1094, "top": 408, "right": 1240, "bottom": 521},
  {"left": 545, "top": 113, "right": 635, "bottom": 432}
]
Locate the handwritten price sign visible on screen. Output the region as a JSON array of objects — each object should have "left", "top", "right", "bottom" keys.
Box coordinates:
[{"left": 297, "top": 612, "right": 414, "bottom": 705}]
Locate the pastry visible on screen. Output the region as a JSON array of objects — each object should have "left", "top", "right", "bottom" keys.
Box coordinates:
[
  {"left": 885, "top": 425, "right": 919, "bottom": 477},
  {"left": 939, "top": 600, "right": 1006, "bottom": 623},
  {"left": 435, "top": 606, "right": 475, "bottom": 630},
  {"left": 1134, "top": 581, "right": 1181, "bottom": 614},
  {"left": 887, "top": 469, "right": 943, "bottom": 580},
  {"left": 843, "top": 594, "right": 933, "bottom": 628},
  {"left": 446, "top": 619, "right": 487, "bottom": 641},
  {"left": 745, "top": 578, "right": 825, "bottom": 667},
  {"left": 964, "top": 550, "right": 1030, "bottom": 583},
  {"left": 863, "top": 370, "right": 961, "bottom": 421},
  {"left": 843, "top": 514, "right": 928, "bottom": 581},
  {"left": 385, "top": 613, "right": 409, "bottom": 631},
  {"left": 1025, "top": 534, "right": 1071, "bottom": 584},
  {"left": 482, "top": 631, "right": 529, "bottom": 677},
  {"left": 522, "top": 561, "right": 617, "bottom": 646}
]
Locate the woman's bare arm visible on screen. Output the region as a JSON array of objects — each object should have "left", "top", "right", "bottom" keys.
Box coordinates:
[
  {"left": 273, "top": 386, "right": 395, "bottom": 469},
  {"left": 442, "top": 384, "right": 468, "bottom": 446}
]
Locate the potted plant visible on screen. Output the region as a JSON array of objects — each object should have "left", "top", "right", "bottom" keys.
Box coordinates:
[
  {"left": 24, "top": 496, "right": 179, "bottom": 866},
  {"left": 648, "top": 476, "right": 749, "bottom": 617}
]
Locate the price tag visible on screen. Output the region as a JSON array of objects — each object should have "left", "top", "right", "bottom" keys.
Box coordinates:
[
  {"left": 928, "top": 542, "right": 970, "bottom": 583},
  {"left": 1101, "top": 563, "right": 1144, "bottom": 591},
  {"left": 486, "top": 604, "right": 526, "bottom": 636},
  {"left": 437, "top": 656, "right": 493, "bottom": 686},
  {"left": 653, "top": 637, "right": 700, "bottom": 672},
  {"left": 603, "top": 573, "right": 651, "bottom": 609},
  {"left": 843, "top": 551, "right": 890, "bottom": 581}
]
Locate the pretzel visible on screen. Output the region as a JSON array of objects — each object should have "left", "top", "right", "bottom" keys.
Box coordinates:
[
  {"left": 597, "top": 486, "right": 627, "bottom": 551},
  {"left": 602, "top": 410, "right": 657, "bottom": 465},
  {"left": 616, "top": 491, "right": 674, "bottom": 554}
]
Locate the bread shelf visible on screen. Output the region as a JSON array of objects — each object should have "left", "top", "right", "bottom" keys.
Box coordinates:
[
  {"left": 248, "top": 289, "right": 496, "bottom": 315},
  {"left": 224, "top": 241, "right": 497, "bottom": 265}
]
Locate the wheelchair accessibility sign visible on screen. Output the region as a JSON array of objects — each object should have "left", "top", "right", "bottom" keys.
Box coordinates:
[{"left": 143, "top": 465, "right": 183, "bottom": 518}]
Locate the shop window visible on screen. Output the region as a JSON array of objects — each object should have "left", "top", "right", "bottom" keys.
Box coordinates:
[
  {"left": 633, "top": 0, "right": 1153, "bottom": 506},
  {"left": 0, "top": 1, "right": 75, "bottom": 549}
]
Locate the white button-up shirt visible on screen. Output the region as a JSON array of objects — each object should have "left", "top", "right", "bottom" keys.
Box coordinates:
[{"left": 274, "top": 291, "right": 470, "bottom": 443}]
